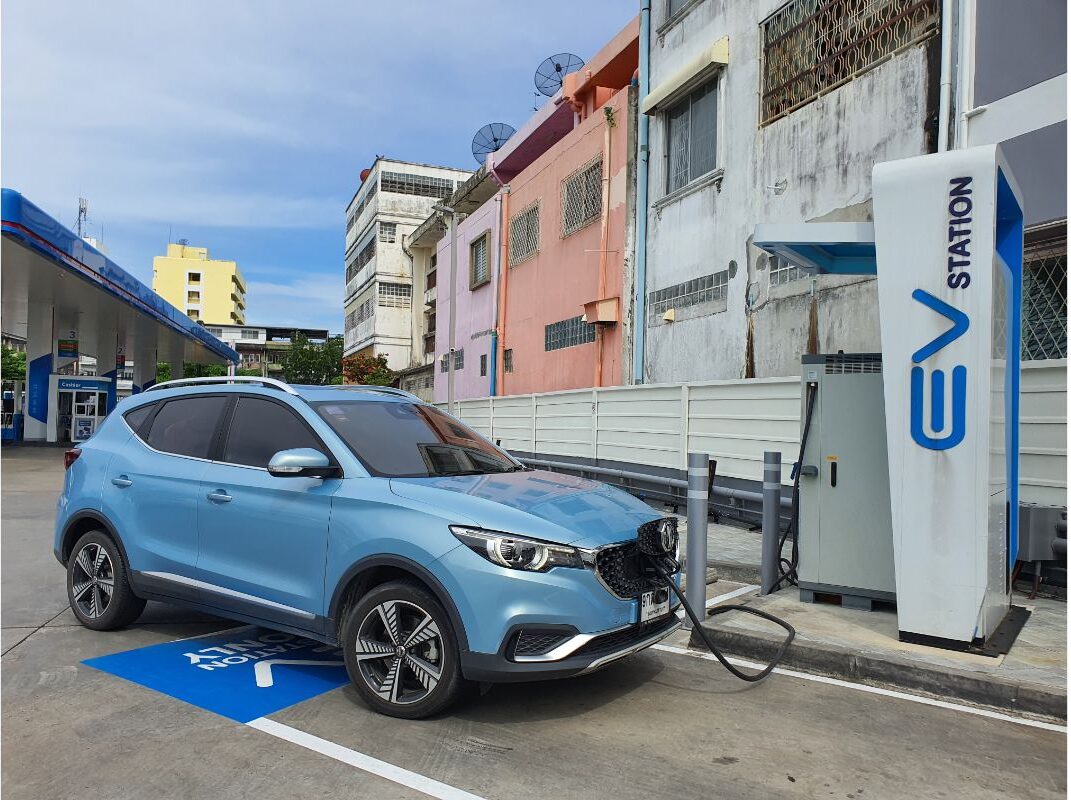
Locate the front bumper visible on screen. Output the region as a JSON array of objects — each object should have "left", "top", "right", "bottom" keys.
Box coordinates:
[{"left": 459, "top": 613, "right": 681, "bottom": 683}]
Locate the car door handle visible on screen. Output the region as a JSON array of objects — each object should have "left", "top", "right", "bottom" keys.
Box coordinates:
[
  {"left": 111, "top": 476, "right": 133, "bottom": 488},
  {"left": 207, "top": 490, "right": 232, "bottom": 503}
]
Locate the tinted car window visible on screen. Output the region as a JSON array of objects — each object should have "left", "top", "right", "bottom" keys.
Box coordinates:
[
  {"left": 123, "top": 403, "right": 156, "bottom": 435},
  {"left": 315, "top": 401, "right": 521, "bottom": 478},
  {"left": 223, "top": 397, "right": 323, "bottom": 468},
  {"left": 145, "top": 395, "right": 228, "bottom": 459}
]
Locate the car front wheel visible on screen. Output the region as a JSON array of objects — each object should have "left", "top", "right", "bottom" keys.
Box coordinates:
[{"left": 342, "top": 580, "right": 467, "bottom": 719}]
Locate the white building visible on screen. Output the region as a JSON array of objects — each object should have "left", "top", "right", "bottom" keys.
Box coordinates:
[{"left": 343, "top": 158, "right": 471, "bottom": 369}]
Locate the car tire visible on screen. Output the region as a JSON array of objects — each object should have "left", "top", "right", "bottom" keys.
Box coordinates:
[
  {"left": 66, "top": 530, "right": 146, "bottom": 631},
  {"left": 342, "top": 580, "right": 468, "bottom": 719}
]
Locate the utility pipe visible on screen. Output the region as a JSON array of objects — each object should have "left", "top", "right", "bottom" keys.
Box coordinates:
[
  {"left": 489, "top": 192, "right": 504, "bottom": 397},
  {"left": 496, "top": 186, "right": 511, "bottom": 394},
  {"left": 445, "top": 209, "right": 458, "bottom": 415},
  {"left": 594, "top": 107, "right": 613, "bottom": 388},
  {"left": 937, "top": 0, "right": 954, "bottom": 151},
  {"left": 632, "top": 0, "right": 651, "bottom": 383}
]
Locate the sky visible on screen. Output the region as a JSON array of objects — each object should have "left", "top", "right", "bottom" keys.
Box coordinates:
[{"left": 2, "top": 0, "right": 635, "bottom": 332}]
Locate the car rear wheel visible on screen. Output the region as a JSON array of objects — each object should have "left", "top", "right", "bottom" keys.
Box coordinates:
[
  {"left": 342, "top": 580, "right": 467, "bottom": 719},
  {"left": 66, "top": 530, "right": 145, "bottom": 630}
]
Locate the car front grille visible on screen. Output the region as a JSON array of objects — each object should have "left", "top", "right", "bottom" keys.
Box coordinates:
[
  {"left": 593, "top": 542, "right": 665, "bottom": 599},
  {"left": 572, "top": 615, "right": 679, "bottom": 660}
]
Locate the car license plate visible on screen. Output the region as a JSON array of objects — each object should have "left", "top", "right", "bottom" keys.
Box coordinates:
[{"left": 640, "top": 588, "right": 670, "bottom": 623}]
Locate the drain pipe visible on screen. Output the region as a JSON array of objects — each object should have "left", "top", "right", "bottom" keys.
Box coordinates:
[
  {"left": 937, "top": 0, "right": 954, "bottom": 151},
  {"left": 632, "top": 0, "right": 651, "bottom": 383},
  {"left": 489, "top": 192, "right": 504, "bottom": 397}
]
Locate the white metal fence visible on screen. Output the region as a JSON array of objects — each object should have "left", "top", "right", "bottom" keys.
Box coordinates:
[{"left": 444, "top": 363, "right": 1067, "bottom": 504}]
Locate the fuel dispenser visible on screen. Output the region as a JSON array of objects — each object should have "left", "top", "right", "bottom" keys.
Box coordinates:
[{"left": 755, "top": 144, "right": 1027, "bottom": 652}]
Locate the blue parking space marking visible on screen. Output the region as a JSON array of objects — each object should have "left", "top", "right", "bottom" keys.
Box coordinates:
[{"left": 83, "top": 626, "right": 349, "bottom": 722}]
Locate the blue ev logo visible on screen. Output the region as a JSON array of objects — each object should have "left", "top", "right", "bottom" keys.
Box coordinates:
[{"left": 910, "top": 289, "right": 969, "bottom": 450}]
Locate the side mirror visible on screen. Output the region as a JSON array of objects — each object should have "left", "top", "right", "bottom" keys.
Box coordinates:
[{"left": 267, "top": 448, "right": 340, "bottom": 479}]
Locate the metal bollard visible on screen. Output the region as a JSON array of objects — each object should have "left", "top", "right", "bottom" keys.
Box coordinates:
[
  {"left": 760, "top": 451, "right": 782, "bottom": 595},
  {"left": 684, "top": 452, "right": 710, "bottom": 630}
]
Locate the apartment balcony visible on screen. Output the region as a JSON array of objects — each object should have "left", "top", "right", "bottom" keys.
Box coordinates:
[
  {"left": 344, "top": 317, "right": 375, "bottom": 352},
  {"left": 424, "top": 285, "right": 436, "bottom": 307},
  {"left": 345, "top": 258, "right": 376, "bottom": 301}
]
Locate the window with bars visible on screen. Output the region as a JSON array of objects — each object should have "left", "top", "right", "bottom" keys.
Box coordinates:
[
  {"left": 439, "top": 349, "right": 465, "bottom": 372},
  {"left": 647, "top": 271, "right": 729, "bottom": 326},
  {"left": 470, "top": 233, "right": 490, "bottom": 288},
  {"left": 1022, "top": 241, "right": 1067, "bottom": 361},
  {"left": 380, "top": 171, "right": 456, "bottom": 199},
  {"left": 561, "top": 158, "right": 603, "bottom": 237},
  {"left": 769, "top": 255, "right": 808, "bottom": 286},
  {"left": 509, "top": 202, "right": 540, "bottom": 266},
  {"left": 666, "top": 79, "right": 718, "bottom": 193},
  {"left": 346, "top": 238, "right": 376, "bottom": 283},
  {"left": 346, "top": 298, "right": 374, "bottom": 329},
  {"left": 379, "top": 222, "right": 397, "bottom": 243},
  {"left": 480, "top": 354, "right": 487, "bottom": 376},
  {"left": 545, "top": 315, "right": 596, "bottom": 351},
  {"left": 504, "top": 349, "right": 514, "bottom": 373},
  {"left": 240, "top": 329, "right": 260, "bottom": 339},
  {"left": 378, "top": 282, "right": 412, "bottom": 308},
  {"left": 760, "top": 0, "right": 940, "bottom": 125},
  {"left": 348, "top": 181, "right": 378, "bottom": 233}
]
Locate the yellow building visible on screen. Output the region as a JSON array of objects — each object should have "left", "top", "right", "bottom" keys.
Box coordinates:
[{"left": 152, "top": 242, "right": 247, "bottom": 325}]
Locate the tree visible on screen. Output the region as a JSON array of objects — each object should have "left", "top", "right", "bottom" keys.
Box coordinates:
[
  {"left": 283, "top": 333, "right": 344, "bottom": 386},
  {"left": 156, "top": 361, "right": 229, "bottom": 382},
  {"left": 2, "top": 346, "right": 27, "bottom": 381},
  {"left": 342, "top": 352, "right": 394, "bottom": 386},
  {"left": 235, "top": 367, "right": 262, "bottom": 377}
]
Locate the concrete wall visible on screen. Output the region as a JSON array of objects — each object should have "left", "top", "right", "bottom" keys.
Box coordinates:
[
  {"left": 643, "top": 0, "right": 936, "bottom": 383},
  {"left": 432, "top": 197, "right": 500, "bottom": 404},
  {"left": 499, "top": 89, "right": 632, "bottom": 396}
]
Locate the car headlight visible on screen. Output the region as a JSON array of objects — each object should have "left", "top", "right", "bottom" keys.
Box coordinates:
[{"left": 450, "top": 526, "right": 584, "bottom": 572}]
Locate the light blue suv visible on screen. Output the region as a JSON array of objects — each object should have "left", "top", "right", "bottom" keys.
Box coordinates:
[{"left": 55, "top": 377, "right": 681, "bottom": 718}]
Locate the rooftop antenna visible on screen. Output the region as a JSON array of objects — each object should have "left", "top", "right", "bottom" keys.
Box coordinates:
[
  {"left": 534, "top": 53, "right": 584, "bottom": 97},
  {"left": 76, "top": 197, "right": 88, "bottom": 237},
  {"left": 471, "top": 123, "right": 516, "bottom": 166}
]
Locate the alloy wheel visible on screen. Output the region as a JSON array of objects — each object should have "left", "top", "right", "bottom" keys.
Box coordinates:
[
  {"left": 71, "top": 542, "right": 114, "bottom": 619},
  {"left": 354, "top": 599, "right": 444, "bottom": 705}
]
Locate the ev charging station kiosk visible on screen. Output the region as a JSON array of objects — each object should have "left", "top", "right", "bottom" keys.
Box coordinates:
[{"left": 755, "top": 144, "right": 1024, "bottom": 651}]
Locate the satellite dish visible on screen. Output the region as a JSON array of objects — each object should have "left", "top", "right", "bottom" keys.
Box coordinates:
[
  {"left": 534, "top": 53, "right": 584, "bottom": 97},
  {"left": 471, "top": 122, "right": 516, "bottom": 165}
]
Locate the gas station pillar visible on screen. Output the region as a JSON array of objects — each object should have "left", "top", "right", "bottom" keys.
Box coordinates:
[{"left": 23, "top": 302, "right": 54, "bottom": 442}]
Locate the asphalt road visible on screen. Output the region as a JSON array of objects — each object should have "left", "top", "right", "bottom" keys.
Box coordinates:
[{"left": 3, "top": 446, "right": 1065, "bottom": 800}]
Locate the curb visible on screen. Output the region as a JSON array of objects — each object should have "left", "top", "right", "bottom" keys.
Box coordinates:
[
  {"left": 710, "top": 560, "right": 761, "bottom": 585},
  {"left": 690, "top": 621, "right": 1067, "bottom": 722}
]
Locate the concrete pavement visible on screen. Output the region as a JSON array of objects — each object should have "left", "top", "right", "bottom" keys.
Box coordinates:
[{"left": 3, "top": 446, "right": 1066, "bottom": 799}]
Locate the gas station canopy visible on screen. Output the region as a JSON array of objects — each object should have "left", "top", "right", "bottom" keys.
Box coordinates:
[{"left": 753, "top": 222, "right": 877, "bottom": 275}]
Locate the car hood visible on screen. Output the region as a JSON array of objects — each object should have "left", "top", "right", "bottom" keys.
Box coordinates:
[{"left": 389, "top": 469, "right": 660, "bottom": 548}]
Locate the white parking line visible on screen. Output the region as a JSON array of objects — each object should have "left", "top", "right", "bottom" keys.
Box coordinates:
[
  {"left": 651, "top": 643, "right": 1067, "bottom": 734},
  {"left": 247, "top": 717, "right": 489, "bottom": 800},
  {"left": 706, "top": 584, "right": 758, "bottom": 607}
]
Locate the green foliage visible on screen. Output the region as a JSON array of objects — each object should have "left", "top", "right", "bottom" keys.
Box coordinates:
[
  {"left": 183, "top": 362, "right": 229, "bottom": 378},
  {"left": 2, "top": 346, "right": 27, "bottom": 380},
  {"left": 156, "top": 362, "right": 171, "bottom": 382},
  {"left": 342, "top": 352, "right": 394, "bottom": 386},
  {"left": 282, "top": 333, "right": 344, "bottom": 386},
  {"left": 235, "top": 368, "right": 263, "bottom": 377}
]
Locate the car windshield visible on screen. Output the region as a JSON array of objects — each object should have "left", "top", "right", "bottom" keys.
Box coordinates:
[{"left": 313, "top": 400, "right": 524, "bottom": 478}]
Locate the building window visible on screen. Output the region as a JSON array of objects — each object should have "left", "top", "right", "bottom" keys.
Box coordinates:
[
  {"left": 187, "top": 291, "right": 200, "bottom": 304},
  {"left": 439, "top": 349, "right": 465, "bottom": 372},
  {"left": 346, "top": 297, "right": 375, "bottom": 329},
  {"left": 509, "top": 202, "right": 540, "bottom": 266},
  {"left": 379, "top": 222, "right": 397, "bottom": 243},
  {"left": 647, "top": 271, "right": 729, "bottom": 326},
  {"left": 187, "top": 272, "right": 201, "bottom": 284},
  {"left": 504, "top": 349, "right": 514, "bottom": 373},
  {"left": 206, "top": 327, "right": 223, "bottom": 337},
  {"left": 378, "top": 282, "right": 412, "bottom": 308},
  {"left": 380, "top": 171, "right": 455, "bottom": 199},
  {"left": 187, "top": 310, "right": 200, "bottom": 320},
  {"left": 240, "top": 329, "right": 259, "bottom": 339},
  {"left": 1022, "top": 239, "right": 1067, "bottom": 360},
  {"left": 348, "top": 180, "right": 378, "bottom": 233},
  {"left": 440, "top": 354, "right": 448, "bottom": 373},
  {"left": 667, "top": 0, "right": 691, "bottom": 17},
  {"left": 769, "top": 255, "right": 808, "bottom": 286},
  {"left": 480, "top": 354, "right": 487, "bottom": 376},
  {"left": 666, "top": 79, "right": 718, "bottom": 193},
  {"left": 545, "top": 315, "right": 596, "bottom": 351},
  {"left": 426, "top": 269, "right": 437, "bottom": 290},
  {"left": 760, "top": 0, "right": 939, "bottom": 124},
  {"left": 470, "top": 233, "right": 490, "bottom": 288},
  {"left": 561, "top": 157, "right": 603, "bottom": 237},
  {"left": 346, "top": 237, "right": 376, "bottom": 284}
]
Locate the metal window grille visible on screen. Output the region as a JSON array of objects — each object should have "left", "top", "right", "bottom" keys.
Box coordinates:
[
  {"left": 480, "top": 354, "right": 488, "bottom": 376},
  {"left": 510, "top": 203, "right": 540, "bottom": 266},
  {"left": 346, "top": 298, "right": 375, "bottom": 330},
  {"left": 504, "top": 349, "right": 514, "bottom": 373},
  {"left": 378, "top": 282, "right": 412, "bottom": 308},
  {"left": 348, "top": 181, "right": 378, "bottom": 233},
  {"left": 647, "top": 271, "right": 729, "bottom": 326},
  {"left": 769, "top": 254, "right": 808, "bottom": 286},
  {"left": 668, "top": 0, "right": 690, "bottom": 17},
  {"left": 666, "top": 79, "right": 718, "bottom": 193},
  {"left": 545, "top": 315, "right": 597, "bottom": 351},
  {"left": 240, "top": 329, "right": 260, "bottom": 339},
  {"left": 380, "top": 171, "right": 456, "bottom": 199},
  {"left": 379, "top": 222, "right": 397, "bottom": 243},
  {"left": 760, "top": 0, "right": 940, "bottom": 125},
  {"left": 346, "top": 237, "right": 376, "bottom": 283},
  {"left": 470, "top": 234, "right": 490, "bottom": 287},
  {"left": 454, "top": 349, "right": 464, "bottom": 370},
  {"left": 561, "top": 158, "right": 603, "bottom": 237},
  {"left": 440, "top": 354, "right": 448, "bottom": 373},
  {"left": 1022, "top": 240, "right": 1067, "bottom": 361}
]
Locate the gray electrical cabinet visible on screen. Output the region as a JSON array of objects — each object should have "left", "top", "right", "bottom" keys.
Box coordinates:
[{"left": 797, "top": 354, "right": 896, "bottom": 608}]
